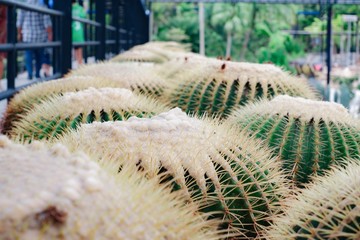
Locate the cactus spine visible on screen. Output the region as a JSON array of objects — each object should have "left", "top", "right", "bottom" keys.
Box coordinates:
[
  {"left": 110, "top": 48, "right": 170, "bottom": 63},
  {"left": 160, "top": 59, "right": 318, "bottom": 118},
  {"left": 67, "top": 62, "right": 166, "bottom": 97},
  {"left": 0, "top": 136, "right": 218, "bottom": 239},
  {"left": 10, "top": 88, "right": 168, "bottom": 140},
  {"left": 228, "top": 95, "right": 360, "bottom": 185},
  {"left": 110, "top": 41, "right": 189, "bottom": 64},
  {"left": 265, "top": 161, "right": 360, "bottom": 240},
  {"left": 1, "top": 76, "right": 127, "bottom": 134},
  {"left": 56, "top": 108, "right": 289, "bottom": 239}
]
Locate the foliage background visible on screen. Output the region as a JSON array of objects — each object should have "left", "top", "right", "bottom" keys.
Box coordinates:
[{"left": 152, "top": 3, "right": 360, "bottom": 70}]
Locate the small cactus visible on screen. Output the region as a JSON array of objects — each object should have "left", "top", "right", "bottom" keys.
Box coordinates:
[
  {"left": 140, "top": 41, "right": 191, "bottom": 52},
  {"left": 228, "top": 95, "right": 360, "bottom": 185},
  {"left": 160, "top": 59, "right": 318, "bottom": 118},
  {"left": 110, "top": 41, "right": 189, "bottom": 63},
  {"left": 1, "top": 76, "right": 126, "bottom": 134},
  {"left": 0, "top": 136, "right": 218, "bottom": 239},
  {"left": 156, "top": 53, "right": 209, "bottom": 80},
  {"left": 67, "top": 62, "right": 166, "bottom": 97},
  {"left": 10, "top": 88, "right": 168, "bottom": 140},
  {"left": 56, "top": 108, "right": 289, "bottom": 239},
  {"left": 265, "top": 161, "right": 360, "bottom": 239},
  {"left": 110, "top": 48, "right": 170, "bottom": 63}
]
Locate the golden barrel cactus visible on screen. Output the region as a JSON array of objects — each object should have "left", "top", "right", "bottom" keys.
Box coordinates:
[
  {"left": 0, "top": 136, "right": 218, "bottom": 239},
  {"left": 228, "top": 95, "right": 360, "bottom": 185},
  {"left": 160, "top": 59, "right": 318, "bottom": 118},
  {"left": 1, "top": 76, "right": 124, "bottom": 134},
  {"left": 266, "top": 161, "right": 360, "bottom": 239},
  {"left": 110, "top": 48, "right": 170, "bottom": 63},
  {"left": 10, "top": 88, "right": 168, "bottom": 140},
  {"left": 67, "top": 62, "right": 166, "bottom": 97},
  {"left": 56, "top": 108, "right": 289, "bottom": 239},
  {"left": 156, "top": 53, "right": 209, "bottom": 80},
  {"left": 110, "top": 41, "right": 190, "bottom": 63},
  {"left": 139, "top": 41, "right": 191, "bottom": 52}
]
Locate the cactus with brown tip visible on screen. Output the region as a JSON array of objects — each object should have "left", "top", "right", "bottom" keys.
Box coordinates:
[
  {"left": 228, "top": 95, "right": 360, "bottom": 185},
  {"left": 56, "top": 108, "right": 289, "bottom": 239},
  {"left": 10, "top": 88, "right": 168, "bottom": 140},
  {"left": 0, "top": 136, "right": 218, "bottom": 239},
  {"left": 265, "top": 161, "right": 360, "bottom": 240},
  {"left": 156, "top": 53, "right": 210, "bottom": 79},
  {"left": 160, "top": 59, "right": 318, "bottom": 118}
]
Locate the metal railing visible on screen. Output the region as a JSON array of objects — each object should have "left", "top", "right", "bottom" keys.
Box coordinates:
[{"left": 0, "top": 0, "right": 149, "bottom": 101}]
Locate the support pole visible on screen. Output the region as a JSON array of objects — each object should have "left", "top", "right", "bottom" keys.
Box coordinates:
[
  {"left": 124, "top": 1, "right": 133, "bottom": 50},
  {"left": 144, "top": 4, "right": 150, "bottom": 43},
  {"left": 54, "top": 0, "right": 72, "bottom": 76},
  {"left": 198, "top": 2, "right": 205, "bottom": 55},
  {"left": 356, "top": 21, "right": 359, "bottom": 63},
  {"left": 149, "top": 2, "right": 153, "bottom": 42},
  {"left": 112, "top": 0, "right": 120, "bottom": 54},
  {"left": 346, "top": 21, "right": 351, "bottom": 66},
  {"left": 326, "top": 4, "right": 332, "bottom": 86},
  {"left": 95, "top": 0, "right": 105, "bottom": 60},
  {"left": 6, "top": 5, "right": 16, "bottom": 90}
]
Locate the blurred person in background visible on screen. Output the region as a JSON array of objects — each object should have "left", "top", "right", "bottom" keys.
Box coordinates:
[
  {"left": 41, "top": 46, "right": 51, "bottom": 77},
  {"left": 16, "top": 0, "right": 52, "bottom": 80},
  {"left": 72, "top": 0, "right": 86, "bottom": 66},
  {"left": 0, "top": 4, "right": 7, "bottom": 88},
  {"left": 40, "top": 0, "right": 54, "bottom": 78}
]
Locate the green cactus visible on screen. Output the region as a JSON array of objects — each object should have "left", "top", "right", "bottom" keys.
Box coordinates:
[
  {"left": 160, "top": 59, "right": 318, "bottom": 118},
  {"left": 1, "top": 76, "right": 128, "bottom": 135},
  {"left": 228, "top": 95, "right": 360, "bottom": 185},
  {"left": 67, "top": 62, "right": 166, "bottom": 97},
  {"left": 0, "top": 136, "right": 219, "bottom": 239},
  {"left": 110, "top": 49, "right": 169, "bottom": 63},
  {"left": 110, "top": 41, "right": 189, "bottom": 64},
  {"left": 10, "top": 88, "right": 168, "bottom": 141},
  {"left": 56, "top": 108, "right": 289, "bottom": 239},
  {"left": 140, "top": 41, "right": 191, "bottom": 52},
  {"left": 156, "top": 53, "right": 210, "bottom": 80},
  {"left": 265, "top": 161, "right": 360, "bottom": 239}
]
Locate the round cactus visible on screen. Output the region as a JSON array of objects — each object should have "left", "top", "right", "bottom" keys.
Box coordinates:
[
  {"left": 56, "top": 108, "right": 289, "bottom": 239},
  {"left": 66, "top": 62, "right": 166, "bottom": 97},
  {"left": 156, "top": 53, "right": 209, "bottom": 80},
  {"left": 160, "top": 59, "right": 318, "bottom": 118},
  {"left": 110, "top": 48, "right": 170, "bottom": 63},
  {"left": 139, "top": 41, "right": 191, "bottom": 52},
  {"left": 10, "top": 88, "right": 168, "bottom": 140},
  {"left": 0, "top": 136, "right": 218, "bottom": 239},
  {"left": 265, "top": 161, "right": 360, "bottom": 239},
  {"left": 110, "top": 41, "right": 189, "bottom": 64},
  {"left": 228, "top": 95, "right": 360, "bottom": 185},
  {"left": 1, "top": 76, "right": 127, "bottom": 134}
]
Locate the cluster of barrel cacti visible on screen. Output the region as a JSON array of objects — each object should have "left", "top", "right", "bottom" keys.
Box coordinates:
[{"left": 1, "top": 41, "right": 359, "bottom": 239}]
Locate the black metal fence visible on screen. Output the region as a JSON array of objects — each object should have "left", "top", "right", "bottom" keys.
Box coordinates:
[{"left": 0, "top": 0, "right": 149, "bottom": 101}]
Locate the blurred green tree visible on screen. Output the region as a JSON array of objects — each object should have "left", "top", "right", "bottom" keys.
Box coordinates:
[{"left": 151, "top": 3, "right": 358, "bottom": 70}]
